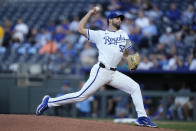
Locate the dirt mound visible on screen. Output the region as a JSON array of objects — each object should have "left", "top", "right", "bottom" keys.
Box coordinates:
[{"left": 0, "top": 114, "right": 179, "bottom": 131}]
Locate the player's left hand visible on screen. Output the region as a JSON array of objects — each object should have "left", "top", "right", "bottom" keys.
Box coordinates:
[{"left": 127, "top": 52, "right": 140, "bottom": 71}]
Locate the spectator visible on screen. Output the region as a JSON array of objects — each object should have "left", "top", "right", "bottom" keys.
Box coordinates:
[
  {"left": 2, "top": 19, "right": 12, "bottom": 48},
  {"left": 13, "top": 19, "right": 29, "bottom": 43},
  {"left": 60, "top": 42, "right": 76, "bottom": 61},
  {"left": 165, "top": 3, "right": 181, "bottom": 22},
  {"left": 113, "top": 95, "right": 130, "bottom": 118},
  {"left": 186, "top": 53, "right": 193, "bottom": 69},
  {"left": 39, "top": 39, "right": 57, "bottom": 55},
  {"left": 159, "top": 27, "right": 175, "bottom": 46},
  {"left": 151, "top": 100, "right": 164, "bottom": 120},
  {"left": 128, "top": 20, "right": 142, "bottom": 45},
  {"left": 118, "top": 0, "right": 133, "bottom": 11},
  {"left": 56, "top": 80, "right": 72, "bottom": 97},
  {"left": 146, "top": 4, "right": 162, "bottom": 20},
  {"left": 53, "top": 26, "right": 65, "bottom": 44},
  {"left": 121, "top": 17, "right": 132, "bottom": 34},
  {"left": 189, "top": 47, "right": 196, "bottom": 70},
  {"left": 160, "top": 55, "right": 169, "bottom": 70},
  {"left": 0, "top": 25, "right": 4, "bottom": 45},
  {"left": 27, "top": 28, "right": 39, "bottom": 45},
  {"left": 141, "top": 0, "right": 153, "bottom": 11},
  {"left": 137, "top": 56, "right": 153, "bottom": 70},
  {"left": 129, "top": 0, "right": 141, "bottom": 14},
  {"left": 142, "top": 19, "right": 158, "bottom": 38},
  {"left": 46, "top": 20, "right": 56, "bottom": 34},
  {"left": 118, "top": 59, "right": 128, "bottom": 69},
  {"left": 163, "top": 55, "right": 178, "bottom": 71},
  {"left": 63, "top": 30, "right": 78, "bottom": 44},
  {"left": 142, "top": 19, "right": 158, "bottom": 48},
  {"left": 168, "top": 82, "right": 191, "bottom": 120},
  {"left": 182, "top": 5, "right": 195, "bottom": 24},
  {"left": 36, "top": 29, "right": 52, "bottom": 46},
  {"left": 182, "top": 97, "right": 194, "bottom": 120},
  {"left": 150, "top": 57, "right": 162, "bottom": 70},
  {"left": 107, "top": 0, "right": 121, "bottom": 11},
  {"left": 135, "top": 10, "right": 150, "bottom": 29},
  {"left": 183, "top": 29, "right": 196, "bottom": 49},
  {"left": 49, "top": 52, "right": 69, "bottom": 74},
  {"left": 176, "top": 56, "right": 188, "bottom": 71},
  {"left": 60, "top": 19, "right": 70, "bottom": 32},
  {"left": 143, "top": 96, "right": 153, "bottom": 116},
  {"left": 192, "top": 19, "right": 196, "bottom": 31},
  {"left": 80, "top": 41, "right": 97, "bottom": 67},
  {"left": 69, "top": 16, "right": 80, "bottom": 32},
  {"left": 175, "top": 32, "right": 185, "bottom": 56}
]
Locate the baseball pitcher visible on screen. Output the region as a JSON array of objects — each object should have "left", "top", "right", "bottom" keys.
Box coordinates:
[{"left": 36, "top": 7, "right": 157, "bottom": 128}]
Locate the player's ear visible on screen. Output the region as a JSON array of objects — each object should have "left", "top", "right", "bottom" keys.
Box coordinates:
[{"left": 109, "top": 19, "right": 112, "bottom": 25}]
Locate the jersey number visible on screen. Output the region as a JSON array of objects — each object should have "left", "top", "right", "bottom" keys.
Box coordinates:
[{"left": 119, "top": 45, "right": 125, "bottom": 52}]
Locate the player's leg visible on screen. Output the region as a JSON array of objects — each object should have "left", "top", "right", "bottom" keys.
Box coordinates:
[
  {"left": 108, "top": 71, "right": 157, "bottom": 127},
  {"left": 108, "top": 71, "right": 147, "bottom": 117},
  {"left": 36, "top": 64, "right": 110, "bottom": 115}
]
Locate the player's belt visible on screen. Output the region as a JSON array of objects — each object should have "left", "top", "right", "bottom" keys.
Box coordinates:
[{"left": 99, "top": 63, "right": 116, "bottom": 71}]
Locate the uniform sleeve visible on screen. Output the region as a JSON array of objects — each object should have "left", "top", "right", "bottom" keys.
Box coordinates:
[
  {"left": 88, "top": 29, "right": 101, "bottom": 43},
  {"left": 124, "top": 33, "right": 133, "bottom": 50}
]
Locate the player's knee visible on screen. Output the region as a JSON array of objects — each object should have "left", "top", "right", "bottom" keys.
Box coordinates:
[
  {"left": 133, "top": 82, "right": 140, "bottom": 91},
  {"left": 78, "top": 95, "right": 88, "bottom": 102},
  {"left": 129, "top": 82, "right": 140, "bottom": 95}
]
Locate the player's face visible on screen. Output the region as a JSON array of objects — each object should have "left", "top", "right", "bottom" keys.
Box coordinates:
[{"left": 111, "top": 17, "right": 121, "bottom": 30}]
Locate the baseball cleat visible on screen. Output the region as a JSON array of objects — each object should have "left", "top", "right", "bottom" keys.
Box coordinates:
[
  {"left": 135, "top": 116, "right": 158, "bottom": 128},
  {"left": 36, "top": 95, "right": 50, "bottom": 115}
]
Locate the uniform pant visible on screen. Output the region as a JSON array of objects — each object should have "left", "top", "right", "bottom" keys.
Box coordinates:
[{"left": 48, "top": 63, "right": 147, "bottom": 117}]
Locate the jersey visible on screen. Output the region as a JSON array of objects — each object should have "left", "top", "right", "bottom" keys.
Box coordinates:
[{"left": 87, "top": 29, "right": 132, "bottom": 68}]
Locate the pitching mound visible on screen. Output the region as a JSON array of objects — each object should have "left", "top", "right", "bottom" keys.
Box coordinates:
[{"left": 0, "top": 114, "right": 178, "bottom": 131}]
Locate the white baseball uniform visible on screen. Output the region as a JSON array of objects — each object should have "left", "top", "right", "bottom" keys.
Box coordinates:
[{"left": 48, "top": 29, "right": 147, "bottom": 117}]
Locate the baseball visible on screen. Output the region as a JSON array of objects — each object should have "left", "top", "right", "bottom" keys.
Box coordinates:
[{"left": 95, "top": 6, "right": 100, "bottom": 12}]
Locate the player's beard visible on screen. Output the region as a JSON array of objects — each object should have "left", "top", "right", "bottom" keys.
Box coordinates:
[{"left": 112, "top": 22, "right": 120, "bottom": 30}]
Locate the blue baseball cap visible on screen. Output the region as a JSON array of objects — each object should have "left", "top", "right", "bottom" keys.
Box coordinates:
[{"left": 107, "top": 12, "right": 125, "bottom": 24}]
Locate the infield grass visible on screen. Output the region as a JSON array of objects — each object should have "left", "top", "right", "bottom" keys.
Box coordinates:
[{"left": 156, "top": 121, "right": 196, "bottom": 131}]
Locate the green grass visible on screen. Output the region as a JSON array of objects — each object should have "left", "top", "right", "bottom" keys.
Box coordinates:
[{"left": 156, "top": 121, "right": 196, "bottom": 131}]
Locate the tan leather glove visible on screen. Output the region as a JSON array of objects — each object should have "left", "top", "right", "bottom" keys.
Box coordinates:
[{"left": 127, "top": 52, "right": 140, "bottom": 71}]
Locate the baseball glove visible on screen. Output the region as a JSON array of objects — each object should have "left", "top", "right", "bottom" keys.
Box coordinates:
[{"left": 127, "top": 52, "right": 140, "bottom": 71}]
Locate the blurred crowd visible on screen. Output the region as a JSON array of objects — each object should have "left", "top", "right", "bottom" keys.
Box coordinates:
[
  {"left": 106, "top": 0, "right": 196, "bottom": 71},
  {"left": 0, "top": 0, "right": 196, "bottom": 74}
]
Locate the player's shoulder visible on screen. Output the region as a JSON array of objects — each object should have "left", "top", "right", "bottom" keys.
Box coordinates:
[
  {"left": 89, "top": 29, "right": 104, "bottom": 32},
  {"left": 117, "top": 29, "right": 129, "bottom": 37},
  {"left": 92, "top": 29, "right": 106, "bottom": 36},
  {"left": 118, "top": 29, "right": 127, "bottom": 34}
]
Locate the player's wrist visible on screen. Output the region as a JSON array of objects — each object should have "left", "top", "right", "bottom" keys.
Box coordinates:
[
  {"left": 89, "top": 7, "right": 99, "bottom": 15},
  {"left": 88, "top": 9, "right": 95, "bottom": 15}
]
